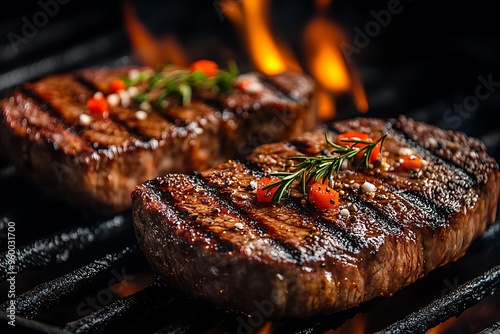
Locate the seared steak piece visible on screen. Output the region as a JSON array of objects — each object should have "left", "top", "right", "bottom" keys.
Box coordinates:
[
  {"left": 0, "top": 65, "right": 316, "bottom": 214},
  {"left": 132, "top": 115, "right": 500, "bottom": 319}
]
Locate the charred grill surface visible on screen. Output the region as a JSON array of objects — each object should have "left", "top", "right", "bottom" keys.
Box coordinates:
[
  {"left": 0, "top": 66, "right": 316, "bottom": 214},
  {"left": 132, "top": 116, "right": 500, "bottom": 319}
]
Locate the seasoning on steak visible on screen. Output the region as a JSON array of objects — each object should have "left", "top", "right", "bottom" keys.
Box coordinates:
[
  {"left": 0, "top": 64, "right": 316, "bottom": 214},
  {"left": 132, "top": 115, "right": 500, "bottom": 319}
]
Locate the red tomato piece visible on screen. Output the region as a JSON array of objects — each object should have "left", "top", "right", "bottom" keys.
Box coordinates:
[
  {"left": 236, "top": 79, "right": 251, "bottom": 92},
  {"left": 336, "top": 131, "right": 381, "bottom": 163},
  {"left": 109, "top": 79, "right": 127, "bottom": 93},
  {"left": 308, "top": 182, "right": 339, "bottom": 210},
  {"left": 190, "top": 60, "right": 219, "bottom": 77},
  {"left": 256, "top": 177, "right": 280, "bottom": 203},
  {"left": 87, "top": 95, "right": 109, "bottom": 114},
  {"left": 396, "top": 155, "right": 422, "bottom": 171}
]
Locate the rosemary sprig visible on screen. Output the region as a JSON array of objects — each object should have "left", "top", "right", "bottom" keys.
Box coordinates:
[
  {"left": 264, "top": 132, "right": 388, "bottom": 204},
  {"left": 122, "top": 61, "right": 239, "bottom": 107}
]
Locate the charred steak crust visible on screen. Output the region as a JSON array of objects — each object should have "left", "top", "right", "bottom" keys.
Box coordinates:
[
  {"left": 132, "top": 116, "right": 500, "bottom": 319},
  {"left": 0, "top": 66, "right": 316, "bottom": 214}
]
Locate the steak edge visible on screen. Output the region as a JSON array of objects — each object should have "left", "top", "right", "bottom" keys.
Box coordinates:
[
  {"left": 132, "top": 115, "right": 500, "bottom": 319},
  {"left": 0, "top": 66, "right": 316, "bottom": 214}
]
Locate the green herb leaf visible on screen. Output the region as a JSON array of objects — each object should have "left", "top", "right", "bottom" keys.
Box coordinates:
[
  {"left": 264, "top": 132, "right": 388, "bottom": 204},
  {"left": 125, "top": 61, "right": 240, "bottom": 107}
]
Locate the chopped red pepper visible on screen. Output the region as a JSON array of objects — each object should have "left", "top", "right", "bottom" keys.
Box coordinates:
[
  {"left": 256, "top": 177, "right": 280, "bottom": 203},
  {"left": 308, "top": 181, "right": 339, "bottom": 210},
  {"left": 396, "top": 155, "right": 422, "bottom": 171},
  {"left": 109, "top": 79, "right": 127, "bottom": 93},
  {"left": 190, "top": 59, "right": 219, "bottom": 77},
  {"left": 236, "top": 79, "right": 251, "bottom": 92},
  {"left": 87, "top": 95, "right": 109, "bottom": 114},
  {"left": 336, "top": 131, "right": 381, "bottom": 163}
]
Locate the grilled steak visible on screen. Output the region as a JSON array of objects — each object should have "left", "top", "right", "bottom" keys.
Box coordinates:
[
  {"left": 132, "top": 115, "right": 500, "bottom": 319},
  {"left": 0, "top": 65, "right": 316, "bottom": 214}
]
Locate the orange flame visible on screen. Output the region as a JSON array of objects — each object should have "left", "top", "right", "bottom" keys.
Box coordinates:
[
  {"left": 303, "top": 0, "right": 368, "bottom": 119},
  {"left": 328, "top": 313, "right": 366, "bottom": 334},
  {"left": 221, "top": 0, "right": 302, "bottom": 75},
  {"left": 223, "top": 0, "right": 368, "bottom": 120},
  {"left": 303, "top": 17, "right": 351, "bottom": 93},
  {"left": 255, "top": 321, "right": 274, "bottom": 334},
  {"left": 122, "top": 0, "right": 188, "bottom": 67},
  {"left": 112, "top": 273, "right": 155, "bottom": 299}
]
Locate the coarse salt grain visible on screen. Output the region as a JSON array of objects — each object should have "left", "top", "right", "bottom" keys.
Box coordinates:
[
  {"left": 127, "top": 86, "right": 139, "bottom": 97},
  {"left": 244, "top": 81, "right": 264, "bottom": 93},
  {"left": 119, "top": 90, "right": 131, "bottom": 108},
  {"left": 361, "top": 181, "right": 377, "bottom": 193},
  {"left": 341, "top": 159, "right": 350, "bottom": 170},
  {"left": 135, "top": 110, "right": 148, "bottom": 120},
  {"left": 340, "top": 209, "right": 350, "bottom": 217},
  {"left": 399, "top": 147, "right": 414, "bottom": 156},
  {"left": 426, "top": 138, "right": 438, "bottom": 149},
  {"left": 79, "top": 113, "right": 92, "bottom": 126},
  {"left": 93, "top": 91, "right": 104, "bottom": 99},
  {"left": 107, "top": 93, "right": 120, "bottom": 107}
]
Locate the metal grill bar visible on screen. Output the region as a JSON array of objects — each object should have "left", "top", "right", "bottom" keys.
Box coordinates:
[
  {"left": 63, "top": 277, "right": 175, "bottom": 334},
  {"left": 3, "top": 246, "right": 138, "bottom": 319},
  {"left": 375, "top": 264, "right": 500, "bottom": 334},
  {"left": 0, "top": 312, "right": 69, "bottom": 334},
  {"left": 479, "top": 321, "right": 500, "bottom": 334},
  {"left": 0, "top": 215, "right": 132, "bottom": 281}
]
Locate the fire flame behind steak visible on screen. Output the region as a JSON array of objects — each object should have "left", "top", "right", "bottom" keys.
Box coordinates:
[
  {"left": 0, "top": 66, "right": 316, "bottom": 214},
  {"left": 132, "top": 116, "right": 500, "bottom": 319}
]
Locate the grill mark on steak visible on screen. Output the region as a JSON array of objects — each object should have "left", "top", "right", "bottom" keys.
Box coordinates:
[
  {"left": 192, "top": 172, "right": 305, "bottom": 264},
  {"left": 244, "top": 140, "right": 413, "bottom": 252},
  {"left": 342, "top": 189, "right": 404, "bottom": 236},
  {"left": 239, "top": 158, "right": 266, "bottom": 176},
  {"left": 394, "top": 115, "right": 497, "bottom": 185},
  {"left": 76, "top": 68, "right": 182, "bottom": 126},
  {"left": 234, "top": 160, "right": 365, "bottom": 254},
  {"left": 285, "top": 198, "right": 365, "bottom": 253},
  {"left": 328, "top": 118, "right": 478, "bottom": 216},
  {"left": 248, "top": 124, "right": 466, "bottom": 235},
  {"left": 20, "top": 87, "right": 85, "bottom": 138},
  {"left": 18, "top": 87, "right": 103, "bottom": 153},
  {"left": 259, "top": 80, "right": 298, "bottom": 102},
  {"left": 329, "top": 119, "right": 475, "bottom": 189},
  {"left": 24, "top": 74, "right": 148, "bottom": 151},
  {"left": 144, "top": 179, "right": 235, "bottom": 254},
  {"left": 388, "top": 123, "right": 476, "bottom": 187},
  {"left": 240, "top": 155, "right": 367, "bottom": 249},
  {"left": 383, "top": 185, "right": 449, "bottom": 228},
  {"left": 260, "top": 72, "right": 314, "bottom": 104},
  {"left": 73, "top": 74, "right": 157, "bottom": 143}
]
